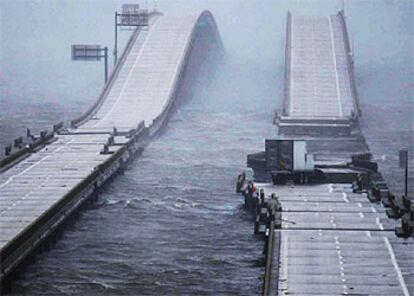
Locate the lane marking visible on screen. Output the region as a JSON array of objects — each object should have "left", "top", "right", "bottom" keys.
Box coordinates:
[
  {"left": 95, "top": 18, "right": 162, "bottom": 127},
  {"left": 336, "top": 12, "right": 354, "bottom": 115},
  {"left": 342, "top": 193, "right": 349, "bottom": 203},
  {"left": 328, "top": 16, "right": 343, "bottom": 117},
  {"left": 281, "top": 234, "right": 289, "bottom": 290},
  {"left": 359, "top": 212, "right": 364, "bottom": 218},
  {"left": 371, "top": 207, "right": 377, "bottom": 213},
  {"left": 0, "top": 139, "right": 79, "bottom": 216},
  {"left": 376, "top": 217, "right": 384, "bottom": 230},
  {"left": 0, "top": 155, "right": 49, "bottom": 189},
  {"left": 383, "top": 237, "right": 410, "bottom": 296},
  {"left": 0, "top": 142, "right": 69, "bottom": 190},
  {"left": 365, "top": 231, "right": 372, "bottom": 237}
]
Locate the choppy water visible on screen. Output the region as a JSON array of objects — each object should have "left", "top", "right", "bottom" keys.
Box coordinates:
[
  {"left": 1, "top": 0, "right": 413, "bottom": 295},
  {"left": 8, "top": 60, "right": 277, "bottom": 295}
]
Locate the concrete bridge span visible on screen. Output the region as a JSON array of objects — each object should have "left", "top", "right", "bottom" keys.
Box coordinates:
[
  {"left": 0, "top": 10, "right": 222, "bottom": 287},
  {"left": 277, "top": 11, "right": 360, "bottom": 135}
]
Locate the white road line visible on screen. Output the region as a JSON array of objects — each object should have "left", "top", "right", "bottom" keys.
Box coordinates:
[
  {"left": 359, "top": 212, "right": 364, "bottom": 218},
  {"left": 328, "top": 16, "right": 343, "bottom": 117},
  {"left": 337, "top": 13, "right": 354, "bottom": 115},
  {"left": 371, "top": 207, "right": 377, "bottom": 213},
  {"left": 0, "top": 143, "right": 68, "bottom": 190},
  {"left": 95, "top": 18, "right": 162, "bottom": 127},
  {"left": 383, "top": 237, "right": 410, "bottom": 296},
  {"left": 342, "top": 192, "right": 349, "bottom": 203},
  {"left": 0, "top": 139, "right": 78, "bottom": 216},
  {"left": 279, "top": 234, "right": 289, "bottom": 290},
  {"left": 376, "top": 217, "right": 384, "bottom": 230},
  {"left": 365, "top": 231, "right": 372, "bottom": 237}
]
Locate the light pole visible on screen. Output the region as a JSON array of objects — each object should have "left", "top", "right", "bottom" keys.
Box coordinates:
[
  {"left": 399, "top": 149, "right": 409, "bottom": 197},
  {"left": 114, "top": 11, "right": 118, "bottom": 65},
  {"left": 113, "top": 4, "right": 149, "bottom": 65},
  {"left": 71, "top": 44, "right": 109, "bottom": 83}
]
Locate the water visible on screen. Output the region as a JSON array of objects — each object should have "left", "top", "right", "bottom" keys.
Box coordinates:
[
  {"left": 1, "top": 1, "right": 413, "bottom": 295},
  {"left": 8, "top": 59, "right": 277, "bottom": 295}
]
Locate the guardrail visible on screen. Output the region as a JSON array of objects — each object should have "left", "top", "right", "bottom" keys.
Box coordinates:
[
  {"left": 70, "top": 30, "right": 141, "bottom": 128},
  {"left": 0, "top": 121, "right": 149, "bottom": 284},
  {"left": 148, "top": 11, "right": 222, "bottom": 137},
  {"left": 0, "top": 136, "right": 126, "bottom": 280},
  {"left": 237, "top": 179, "right": 282, "bottom": 296},
  {"left": 263, "top": 221, "right": 275, "bottom": 296},
  {"left": 337, "top": 10, "right": 361, "bottom": 116},
  {"left": 0, "top": 130, "right": 55, "bottom": 171},
  {"left": 71, "top": 12, "right": 164, "bottom": 128},
  {"left": 1, "top": 10, "right": 223, "bottom": 288}
]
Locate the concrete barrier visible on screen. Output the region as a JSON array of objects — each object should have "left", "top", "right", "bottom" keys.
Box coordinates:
[{"left": 337, "top": 10, "right": 361, "bottom": 116}]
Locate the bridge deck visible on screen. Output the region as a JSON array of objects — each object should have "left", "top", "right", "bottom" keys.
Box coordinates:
[
  {"left": 82, "top": 15, "right": 197, "bottom": 131},
  {"left": 289, "top": 14, "right": 354, "bottom": 118},
  {"left": 279, "top": 12, "right": 358, "bottom": 135},
  {"left": 0, "top": 134, "right": 119, "bottom": 250},
  {"left": 256, "top": 183, "right": 413, "bottom": 296},
  {"left": 0, "top": 12, "right": 219, "bottom": 281}
]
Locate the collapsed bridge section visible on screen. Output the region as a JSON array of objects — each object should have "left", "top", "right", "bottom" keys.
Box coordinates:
[{"left": 277, "top": 11, "right": 360, "bottom": 135}]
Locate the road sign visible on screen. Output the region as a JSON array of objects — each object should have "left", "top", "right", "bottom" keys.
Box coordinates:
[
  {"left": 71, "top": 45, "right": 108, "bottom": 83},
  {"left": 122, "top": 4, "right": 140, "bottom": 14},
  {"left": 71, "top": 45, "right": 103, "bottom": 61},
  {"left": 114, "top": 4, "right": 150, "bottom": 65},
  {"left": 120, "top": 4, "right": 148, "bottom": 27}
]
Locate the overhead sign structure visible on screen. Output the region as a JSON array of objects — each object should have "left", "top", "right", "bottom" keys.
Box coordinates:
[
  {"left": 71, "top": 45, "right": 109, "bottom": 83},
  {"left": 113, "top": 4, "right": 150, "bottom": 65},
  {"left": 399, "top": 149, "right": 408, "bottom": 169},
  {"left": 71, "top": 45, "right": 103, "bottom": 61},
  {"left": 120, "top": 4, "right": 149, "bottom": 27}
]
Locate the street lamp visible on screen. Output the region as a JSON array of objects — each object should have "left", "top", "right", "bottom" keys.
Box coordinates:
[
  {"left": 71, "top": 44, "right": 109, "bottom": 83},
  {"left": 399, "top": 149, "right": 409, "bottom": 198},
  {"left": 114, "top": 4, "right": 149, "bottom": 65}
]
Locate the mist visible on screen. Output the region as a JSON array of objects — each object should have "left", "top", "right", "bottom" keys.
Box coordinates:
[{"left": 0, "top": 1, "right": 413, "bottom": 294}]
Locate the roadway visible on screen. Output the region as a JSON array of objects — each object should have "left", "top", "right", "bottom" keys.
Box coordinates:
[
  {"left": 0, "top": 11, "right": 222, "bottom": 284},
  {"left": 258, "top": 182, "right": 413, "bottom": 296},
  {"left": 278, "top": 11, "right": 358, "bottom": 135}
]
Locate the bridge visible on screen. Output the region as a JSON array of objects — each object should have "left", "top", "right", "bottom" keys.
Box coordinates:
[
  {"left": 277, "top": 11, "right": 360, "bottom": 136},
  {"left": 1, "top": 7, "right": 413, "bottom": 295},
  {"left": 243, "top": 10, "right": 413, "bottom": 296},
  {"left": 0, "top": 10, "right": 222, "bottom": 286}
]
